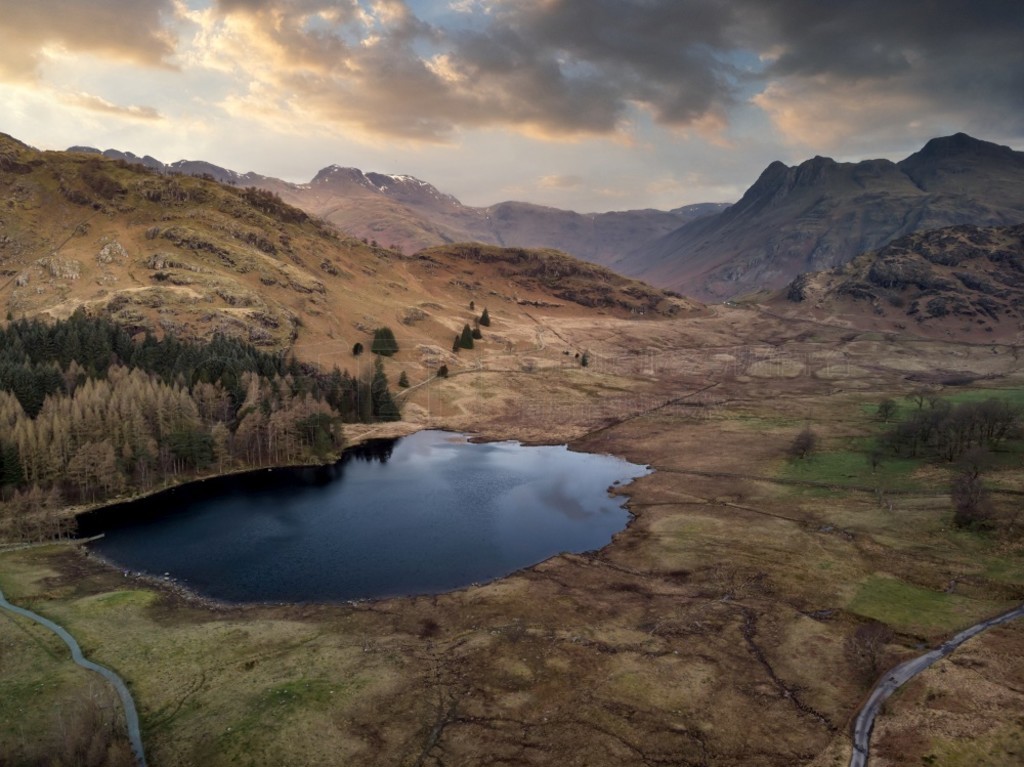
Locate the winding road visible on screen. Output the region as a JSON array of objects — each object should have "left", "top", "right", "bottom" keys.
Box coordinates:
[
  {"left": 0, "top": 584, "right": 147, "bottom": 767},
  {"left": 849, "top": 603, "right": 1024, "bottom": 767}
]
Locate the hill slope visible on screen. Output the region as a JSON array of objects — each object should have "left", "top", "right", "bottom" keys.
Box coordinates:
[
  {"left": 778, "top": 223, "right": 1024, "bottom": 343},
  {"left": 618, "top": 134, "right": 1024, "bottom": 301},
  {"left": 1, "top": 135, "right": 693, "bottom": 371}
]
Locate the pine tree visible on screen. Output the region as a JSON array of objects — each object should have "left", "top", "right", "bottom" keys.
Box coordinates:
[
  {"left": 371, "top": 327, "right": 399, "bottom": 356},
  {"left": 479, "top": 308, "right": 490, "bottom": 327},
  {"left": 398, "top": 370, "right": 410, "bottom": 388},
  {"left": 472, "top": 326, "right": 482, "bottom": 340},
  {"left": 452, "top": 335, "right": 461, "bottom": 353},
  {"left": 0, "top": 443, "right": 24, "bottom": 487},
  {"left": 370, "top": 357, "right": 401, "bottom": 421},
  {"left": 459, "top": 324, "right": 474, "bottom": 350}
]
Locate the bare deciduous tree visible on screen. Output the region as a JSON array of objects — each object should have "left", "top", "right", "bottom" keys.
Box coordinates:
[{"left": 788, "top": 428, "right": 817, "bottom": 459}]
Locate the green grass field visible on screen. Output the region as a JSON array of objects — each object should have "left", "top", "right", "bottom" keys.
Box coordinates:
[{"left": 847, "top": 575, "right": 1010, "bottom": 635}]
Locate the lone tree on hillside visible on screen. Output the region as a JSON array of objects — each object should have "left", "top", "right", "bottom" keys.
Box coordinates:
[
  {"left": 845, "top": 621, "right": 894, "bottom": 683},
  {"left": 437, "top": 364, "right": 449, "bottom": 378},
  {"left": 951, "top": 449, "right": 993, "bottom": 529},
  {"left": 371, "top": 327, "right": 399, "bottom": 357},
  {"left": 876, "top": 398, "right": 898, "bottom": 423},
  {"left": 398, "top": 370, "right": 410, "bottom": 388},
  {"left": 459, "top": 324, "right": 474, "bottom": 350},
  {"left": 352, "top": 342, "right": 363, "bottom": 356},
  {"left": 452, "top": 334, "right": 461, "bottom": 353},
  {"left": 788, "top": 428, "right": 817, "bottom": 459},
  {"left": 479, "top": 307, "right": 490, "bottom": 327}
]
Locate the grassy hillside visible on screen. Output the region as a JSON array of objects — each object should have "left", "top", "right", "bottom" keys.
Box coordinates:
[{"left": 0, "top": 136, "right": 693, "bottom": 366}]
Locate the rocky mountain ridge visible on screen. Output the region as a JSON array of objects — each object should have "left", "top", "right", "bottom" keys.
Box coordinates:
[{"left": 617, "top": 133, "right": 1024, "bottom": 301}]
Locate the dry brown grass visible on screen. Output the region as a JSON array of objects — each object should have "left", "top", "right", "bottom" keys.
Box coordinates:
[{"left": 2, "top": 304, "right": 1024, "bottom": 766}]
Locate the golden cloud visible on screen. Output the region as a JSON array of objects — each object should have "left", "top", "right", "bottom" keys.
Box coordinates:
[
  {"left": 0, "top": 1, "right": 177, "bottom": 83},
  {"left": 65, "top": 92, "right": 163, "bottom": 121}
]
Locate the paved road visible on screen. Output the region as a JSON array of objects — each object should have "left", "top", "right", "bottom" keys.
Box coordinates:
[
  {"left": 849, "top": 603, "right": 1024, "bottom": 767},
  {"left": 0, "top": 585, "right": 147, "bottom": 767}
]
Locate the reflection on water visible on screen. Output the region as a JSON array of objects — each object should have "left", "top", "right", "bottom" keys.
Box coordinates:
[
  {"left": 82, "top": 431, "right": 650, "bottom": 603},
  {"left": 340, "top": 438, "right": 395, "bottom": 465}
]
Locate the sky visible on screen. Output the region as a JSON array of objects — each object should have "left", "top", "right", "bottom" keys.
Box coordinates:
[{"left": 1, "top": 0, "right": 1022, "bottom": 212}]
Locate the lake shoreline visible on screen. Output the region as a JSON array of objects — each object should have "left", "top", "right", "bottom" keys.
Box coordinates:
[{"left": 75, "top": 428, "right": 651, "bottom": 606}]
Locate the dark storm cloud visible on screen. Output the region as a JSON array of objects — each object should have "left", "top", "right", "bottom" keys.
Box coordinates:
[
  {"left": 444, "top": 0, "right": 741, "bottom": 130},
  {"left": 457, "top": 0, "right": 1024, "bottom": 134},
  {"left": 354, "top": 0, "right": 1022, "bottom": 140},
  {"left": 741, "top": 0, "right": 1024, "bottom": 141},
  {"left": 445, "top": 0, "right": 1024, "bottom": 142},
  {"left": 756, "top": 0, "right": 1023, "bottom": 81}
]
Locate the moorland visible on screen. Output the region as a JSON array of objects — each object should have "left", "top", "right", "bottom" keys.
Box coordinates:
[{"left": 1, "top": 133, "right": 1024, "bottom": 767}]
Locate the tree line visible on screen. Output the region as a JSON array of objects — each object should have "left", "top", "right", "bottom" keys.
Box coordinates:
[
  {"left": 0, "top": 312, "right": 400, "bottom": 540},
  {"left": 879, "top": 396, "right": 1019, "bottom": 462},
  {"left": 878, "top": 393, "right": 1021, "bottom": 530}
]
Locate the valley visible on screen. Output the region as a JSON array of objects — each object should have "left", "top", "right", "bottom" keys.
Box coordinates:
[{"left": 2, "top": 136, "right": 1024, "bottom": 767}]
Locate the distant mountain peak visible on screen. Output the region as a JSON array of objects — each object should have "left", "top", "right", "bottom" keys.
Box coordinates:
[
  {"left": 616, "top": 132, "right": 1024, "bottom": 301},
  {"left": 311, "top": 165, "right": 375, "bottom": 187},
  {"left": 915, "top": 132, "right": 1001, "bottom": 155},
  {"left": 309, "top": 164, "right": 461, "bottom": 208},
  {"left": 900, "top": 132, "right": 1024, "bottom": 168}
]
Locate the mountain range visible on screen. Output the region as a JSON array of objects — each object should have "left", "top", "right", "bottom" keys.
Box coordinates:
[
  {"left": 615, "top": 133, "right": 1024, "bottom": 300},
  {"left": 66, "top": 145, "right": 727, "bottom": 270},
  {"left": 70, "top": 134, "right": 1024, "bottom": 305}
]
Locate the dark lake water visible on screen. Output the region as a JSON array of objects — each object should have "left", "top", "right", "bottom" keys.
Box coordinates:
[{"left": 80, "top": 430, "right": 650, "bottom": 603}]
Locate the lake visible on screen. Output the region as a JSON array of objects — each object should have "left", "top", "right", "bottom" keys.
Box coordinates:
[{"left": 80, "top": 430, "right": 650, "bottom": 603}]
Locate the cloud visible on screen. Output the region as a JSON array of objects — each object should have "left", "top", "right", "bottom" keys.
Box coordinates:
[
  {"left": 183, "top": 0, "right": 1024, "bottom": 151},
  {"left": 2, "top": 0, "right": 1022, "bottom": 186},
  {"left": 0, "top": 0, "right": 177, "bottom": 83},
  {"left": 64, "top": 92, "right": 163, "bottom": 121},
  {"left": 538, "top": 174, "right": 584, "bottom": 189},
  {"left": 185, "top": 0, "right": 747, "bottom": 142},
  {"left": 743, "top": 0, "right": 1024, "bottom": 149}
]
